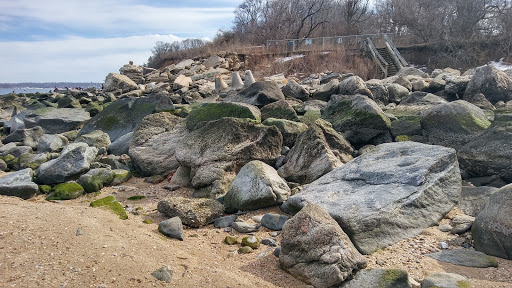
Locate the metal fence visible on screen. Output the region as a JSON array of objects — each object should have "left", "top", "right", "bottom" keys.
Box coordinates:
[{"left": 265, "top": 33, "right": 398, "bottom": 53}]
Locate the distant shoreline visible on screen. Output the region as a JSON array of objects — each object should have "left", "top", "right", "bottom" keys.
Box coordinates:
[{"left": 0, "top": 82, "right": 103, "bottom": 90}]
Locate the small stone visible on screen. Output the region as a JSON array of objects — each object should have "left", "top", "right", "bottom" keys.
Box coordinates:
[
  {"left": 227, "top": 251, "right": 238, "bottom": 257},
  {"left": 214, "top": 215, "right": 237, "bottom": 228},
  {"left": 224, "top": 235, "right": 238, "bottom": 245},
  {"left": 151, "top": 266, "right": 172, "bottom": 283},
  {"left": 438, "top": 224, "right": 452, "bottom": 232},
  {"left": 269, "top": 232, "right": 279, "bottom": 237},
  {"left": 261, "top": 238, "right": 277, "bottom": 247},
  {"left": 224, "top": 227, "right": 232, "bottom": 233},
  {"left": 252, "top": 215, "right": 263, "bottom": 223},
  {"left": 260, "top": 213, "right": 289, "bottom": 231},
  {"left": 439, "top": 242, "right": 449, "bottom": 249},
  {"left": 239, "top": 246, "right": 253, "bottom": 254},
  {"left": 231, "top": 221, "right": 260, "bottom": 233},
  {"left": 158, "top": 217, "right": 184, "bottom": 241},
  {"left": 76, "top": 228, "right": 83, "bottom": 236},
  {"left": 163, "top": 185, "right": 180, "bottom": 191},
  {"left": 241, "top": 236, "right": 260, "bottom": 249},
  {"left": 273, "top": 246, "right": 281, "bottom": 257}
]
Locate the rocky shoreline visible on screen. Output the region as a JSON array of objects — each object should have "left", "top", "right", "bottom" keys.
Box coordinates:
[{"left": 1, "top": 53, "right": 512, "bottom": 287}]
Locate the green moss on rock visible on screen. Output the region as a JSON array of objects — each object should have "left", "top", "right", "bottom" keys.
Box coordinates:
[
  {"left": 224, "top": 235, "right": 238, "bottom": 245},
  {"left": 46, "top": 181, "right": 85, "bottom": 201},
  {"left": 456, "top": 280, "right": 471, "bottom": 288},
  {"left": 0, "top": 154, "right": 17, "bottom": 170},
  {"left": 143, "top": 219, "right": 153, "bottom": 224},
  {"left": 378, "top": 269, "right": 408, "bottom": 288},
  {"left": 186, "top": 102, "right": 261, "bottom": 130},
  {"left": 90, "top": 195, "right": 128, "bottom": 220},
  {"left": 128, "top": 195, "right": 146, "bottom": 200},
  {"left": 238, "top": 246, "right": 253, "bottom": 254},
  {"left": 300, "top": 110, "right": 321, "bottom": 125},
  {"left": 241, "top": 236, "right": 260, "bottom": 249},
  {"left": 39, "top": 185, "right": 52, "bottom": 194},
  {"left": 395, "top": 135, "right": 410, "bottom": 142}
]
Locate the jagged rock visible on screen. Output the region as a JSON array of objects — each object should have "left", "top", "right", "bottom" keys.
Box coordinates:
[
  {"left": 74, "top": 130, "right": 111, "bottom": 149},
  {"left": 400, "top": 92, "right": 447, "bottom": 106},
  {"left": 16, "top": 152, "right": 52, "bottom": 170},
  {"left": 2, "top": 126, "right": 45, "bottom": 149},
  {"left": 35, "top": 143, "right": 98, "bottom": 185},
  {"left": 282, "top": 142, "right": 461, "bottom": 254},
  {"left": 78, "top": 94, "right": 173, "bottom": 142},
  {"left": 465, "top": 65, "right": 512, "bottom": 104},
  {"left": 421, "top": 273, "right": 470, "bottom": 288},
  {"left": 278, "top": 119, "right": 353, "bottom": 184},
  {"left": 173, "top": 75, "right": 192, "bottom": 90},
  {"left": 339, "top": 76, "right": 367, "bottom": 95},
  {"left": 57, "top": 95, "right": 81, "bottom": 108},
  {"left": 311, "top": 79, "right": 339, "bottom": 102},
  {"left": 111, "top": 169, "right": 132, "bottom": 185},
  {"left": 280, "top": 203, "right": 367, "bottom": 288},
  {"left": 260, "top": 100, "right": 298, "bottom": 121},
  {"left": 223, "top": 160, "right": 291, "bottom": 213},
  {"left": 366, "top": 79, "right": 389, "bottom": 104},
  {"left": 472, "top": 184, "right": 512, "bottom": 259},
  {"left": 458, "top": 124, "right": 512, "bottom": 181},
  {"left": 214, "top": 215, "right": 237, "bottom": 228},
  {"left": 157, "top": 197, "right": 224, "bottom": 228},
  {"left": 396, "top": 67, "right": 429, "bottom": 78},
  {"left": 104, "top": 73, "right": 138, "bottom": 93},
  {"left": 445, "top": 75, "right": 472, "bottom": 95},
  {"left": 467, "top": 93, "right": 495, "bottom": 110},
  {"left": 202, "top": 55, "right": 225, "bottom": 68},
  {"left": 158, "top": 217, "right": 184, "bottom": 241},
  {"left": 151, "top": 266, "right": 173, "bottom": 283},
  {"left": 37, "top": 134, "right": 69, "bottom": 153},
  {"left": 0, "top": 143, "right": 32, "bottom": 158},
  {"left": 262, "top": 118, "right": 308, "bottom": 148},
  {"left": 77, "top": 168, "right": 115, "bottom": 193},
  {"left": 185, "top": 102, "right": 261, "bottom": 131},
  {"left": 421, "top": 100, "right": 490, "bottom": 150},
  {"left": 228, "top": 81, "right": 285, "bottom": 108},
  {"left": 282, "top": 79, "right": 309, "bottom": 101},
  {"left": 0, "top": 168, "right": 38, "bottom": 199},
  {"left": 340, "top": 268, "right": 412, "bottom": 288},
  {"left": 107, "top": 132, "right": 133, "bottom": 156},
  {"left": 322, "top": 94, "right": 392, "bottom": 147},
  {"left": 175, "top": 117, "right": 282, "bottom": 198},
  {"left": 119, "top": 63, "right": 144, "bottom": 84},
  {"left": 450, "top": 214, "right": 475, "bottom": 234},
  {"left": 24, "top": 108, "right": 91, "bottom": 134},
  {"left": 459, "top": 186, "right": 498, "bottom": 217},
  {"left": 387, "top": 83, "right": 410, "bottom": 104},
  {"left": 129, "top": 113, "right": 185, "bottom": 177}
]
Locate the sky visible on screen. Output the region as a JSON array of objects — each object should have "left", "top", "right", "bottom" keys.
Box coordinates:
[{"left": 0, "top": 0, "right": 244, "bottom": 83}]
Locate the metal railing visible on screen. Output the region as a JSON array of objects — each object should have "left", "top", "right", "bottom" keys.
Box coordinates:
[
  {"left": 265, "top": 33, "right": 398, "bottom": 53},
  {"left": 384, "top": 34, "right": 408, "bottom": 67}
]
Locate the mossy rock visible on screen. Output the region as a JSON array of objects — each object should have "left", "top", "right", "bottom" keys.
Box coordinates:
[
  {"left": 395, "top": 135, "right": 410, "bottom": 142},
  {"left": 169, "top": 104, "right": 192, "bottom": 118},
  {"left": 85, "top": 102, "right": 104, "bottom": 117},
  {"left": 300, "top": 110, "right": 321, "bottom": 125},
  {"left": 241, "top": 236, "right": 260, "bottom": 249},
  {"left": 260, "top": 100, "right": 299, "bottom": 122},
  {"left": 0, "top": 154, "right": 17, "bottom": 170},
  {"left": 90, "top": 195, "right": 128, "bottom": 220},
  {"left": 142, "top": 219, "right": 153, "bottom": 224},
  {"left": 224, "top": 235, "right": 238, "bottom": 245},
  {"left": 16, "top": 153, "right": 49, "bottom": 170},
  {"left": 238, "top": 246, "right": 253, "bottom": 254},
  {"left": 128, "top": 195, "right": 145, "bottom": 200},
  {"left": 46, "top": 181, "right": 85, "bottom": 201},
  {"left": 39, "top": 185, "right": 51, "bottom": 194},
  {"left": 77, "top": 168, "right": 115, "bottom": 193},
  {"left": 378, "top": 269, "right": 408, "bottom": 288},
  {"left": 185, "top": 102, "right": 261, "bottom": 130},
  {"left": 262, "top": 118, "right": 308, "bottom": 147},
  {"left": 457, "top": 280, "right": 471, "bottom": 288},
  {"left": 111, "top": 169, "right": 132, "bottom": 186}
]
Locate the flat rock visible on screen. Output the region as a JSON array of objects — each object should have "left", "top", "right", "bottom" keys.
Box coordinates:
[
  {"left": 427, "top": 249, "right": 498, "bottom": 268},
  {"left": 24, "top": 108, "right": 91, "bottom": 134},
  {"left": 340, "top": 268, "right": 412, "bottom": 288},
  {"left": 158, "top": 217, "right": 183, "bottom": 241},
  {"left": 260, "top": 214, "right": 289, "bottom": 231},
  {"left": 231, "top": 221, "right": 260, "bottom": 233},
  {"left": 422, "top": 272, "right": 470, "bottom": 288},
  {"left": 157, "top": 197, "right": 224, "bottom": 228},
  {"left": 213, "top": 215, "right": 237, "bottom": 228},
  {"left": 0, "top": 168, "right": 38, "bottom": 200}
]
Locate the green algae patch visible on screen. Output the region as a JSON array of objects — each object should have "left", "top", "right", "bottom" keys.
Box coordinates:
[
  {"left": 457, "top": 280, "right": 471, "bottom": 288},
  {"left": 142, "top": 219, "right": 153, "bottom": 224},
  {"left": 300, "top": 110, "right": 321, "bottom": 125},
  {"left": 378, "top": 269, "right": 408, "bottom": 288},
  {"left": 241, "top": 236, "right": 260, "bottom": 249},
  {"left": 39, "top": 185, "right": 52, "bottom": 194},
  {"left": 0, "top": 154, "right": 17, "bottom": 170},
  {"left": 186, "top": 102, "right": 261, "bottom": 130},
  {"left": 395, "top": 135, "right": 410, "bottom": 142},
  {"left": 128, "top": 195, "right": 146, "bottom": 200},
  {"left": 90, "top": 196, "right": 128, "bottom": 220},
  {"left": 46, "top": 181, "right": 85, "bottom": 201},
  {"left": 224, "top": 235, "right": 238, "bottom": 245}
]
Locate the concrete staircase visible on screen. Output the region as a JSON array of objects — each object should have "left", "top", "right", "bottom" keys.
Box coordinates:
[{"left": 376, "top": 47, "right": 399, "bottom": 76}]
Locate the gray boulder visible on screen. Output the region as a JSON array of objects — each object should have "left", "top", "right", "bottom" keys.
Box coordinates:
[
  {"left": 37, "top": 134, "right": 69, "bottom": 153},
  {"left": 158, "top": 217, "right": 184, "bottom": 241},
  {"left": 340, "top": 268, "right": 412, "bottom": 288},
  {"left": 35, "top": 143, "right": 98, "bottom": 185},
  {"left": 458, "top": 124, "right": 512, "bottom": 181},
  {"left": 282, "top": 79, "right": 309, "bottom": 101},
  {"left": 278, "top": 119, "right": 353, "bottom": 184},
  {"left": 366, "top": 79, "right": 389, "bottom": 104},
  {"left": 185, "top": 102, "right": 261, "bottom": 131},
  {"left": 421, "top": 100, "right": 490, "bottom": 150},
  {"left": 103, "top": 73, "right": 138, "bottom": 93},
  {"left": 0, "top": 143, "right": 32, "bottom": 158},
  {"left": 223, "top": 160, "right": 290, "bottom": 213},
  {"left": 465, "top": 65, "right": 512, "bottom": 104},
  {"left": 232, "top": 221, "right": 260, "bottom": 233},
  {"left": 282, "top": 142, "right": 461, "bottom": 254},
  {"left": 280, "top": 203, "right": 367, "bottom": 288},
  {"left": 459, "top": 186, "right": 498, "bottom": 217},
  {"left": 175, "top": 117, "right": 282, "bottom": 198},
  {"left": 387, "top": 83, "right": 410, "bottom": 104},
  {"left": 78, "top": 94, "right": 173, "bottom": 142},
  {"left": 472, "top": 184, "right": 512, "bottom": 259},
  {"left": 421, "top": 273, "right": 470, "bottom": 288},
  {"left": 74, "top": 130, "right": 111, "bottom": 149},
  {"left": 311, "top": 79, "right": 339, "bottom": 102},
  {"left": 2, "top": 126, "right": 45, "bottom": 149},
  {"left": 260, "top": 100, "right": 298, "bottom": 122},
  {"left": 261, "top": 214, "right": 289, "bottom": 231},
  {"left": 322, "top": 94, "right": 391, "bottom": 147},
  {"left": 107, "top": 131, "right": 133, "bottom": 155},
  {"left": 157, "top": 197, "right": 224, "bottom": 228},
  {"left": 400, "top": 92, "right": 447, "bottom": 106},
  {"left": 262, "top": 118, "right": 308, "bottom": 148},
  {"left": 129, "top": 113, "right": 186, "bottom": 177},
  {"left": 427, "top": 249, "right": 498, "bottom": 268},
  {"left": 119, "top": 63, "right": 144, "bottom": 84},
  {"left": 24, "top": 108, "right": 91, "bottom": 134},
  {"left": 77, "top": 168, "right": 115, "bottom": 193},
  {"left": 338, "top": 76, "right": 367, "bottom": 95},
  {"left": 0, "top": 168, "right": 38, "bottom": 199},
  {"left": 230, "top": 81, "right": 285, "bottom": 108}
]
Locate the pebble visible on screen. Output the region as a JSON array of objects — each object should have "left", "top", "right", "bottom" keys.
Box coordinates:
[
  {"left": 151, "top": 266, "right": 172, "bottom": 283},
  {"left": 76, "top": 228, "right": 83, "bottom": 236},
  {"left": 439, "top": 242, "right": 449, "bottom": 249},
  {"left": 252, "top": 215, "right": 263, "bottom": 223},
  {"left": 438, "top": 224, "right": 452, "bottom": 232},
  {"left": 261, "top": 238, "right": 277, "bottom": 247},
  {"left": 273, "top": 246, "right": 281, "bottom": 257},
  {"left": 269, "top": 232, "right": 279, "bottom": 237},
  {"left": 163, "top": 185, "right": 180, "bottom": 191}
]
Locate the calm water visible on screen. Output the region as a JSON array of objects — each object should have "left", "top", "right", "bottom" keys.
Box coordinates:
[{"left": 0, "top": 88, "right": 55, "bottom": 95}]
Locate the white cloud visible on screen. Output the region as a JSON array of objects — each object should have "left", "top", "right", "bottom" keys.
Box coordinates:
[{"left": 0, "top": 34, "right": 185, "bottom": 83}]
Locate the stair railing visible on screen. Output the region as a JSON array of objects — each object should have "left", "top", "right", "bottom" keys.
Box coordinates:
[
  {"left": 365, "top": 38, "right": 388, "bottom": 78},
  {"left": 384, "top": 34, "right": 408, "bottom": 68}
]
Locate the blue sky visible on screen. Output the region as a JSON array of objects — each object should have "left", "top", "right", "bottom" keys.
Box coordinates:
[{"left": 0, "top": 0, "right": 244, "bottom": 83}]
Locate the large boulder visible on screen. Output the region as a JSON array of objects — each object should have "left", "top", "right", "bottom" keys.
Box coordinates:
[
  {"left": 2, "top": 126, "right": 45, "bottom": 149},
  {"left": 185, "top": 102, "right": 261, "bottom": 131},
  {"left": 119, "top": 63, "right": 144, "bottom": 84},
  {"left": 107, "top": 131, "right": 133, "bottom": 155},
  {"left": 282, "top": 79, "right": 309, "bottom": 101},
  {"left": 280, "top": 203, "right": 367, "bottom": 288},
  {"left": 458, "top": 124, "right": 512, "bottom": 181},
  {"left": 260, "top": 100, "right": 299, "bottom": 122},
  {"left": 103, "top": 73, "right": 138, "bottom": 93},
  {"left": 37, "top": 134, "right": 69, "bottom": 153},
  {"left": 278, "top": 119, "right": 353, "bottom": 184},
  {"left": 387, "top": 83, "right": 410, "bottom": 104},
  {"left": 311, "top": 79, "right": 339, "bottom": 102},
  {"left": 74, "top": 130, "right": 111, "bottom": 149},
  {"left": 282, "top": 142, "right": 461, "bottom": 254},
  {"left": 366, "top": 79, "right": 389, "bottom": 104},
  {"left": 322, "top": 94, "right": 391, "bottom": 147},
  {"left": 175, "top": 117, "right": 282, "bottom": 198},
  {"left": 129, "top": 113, "right": 186, "bottom": 177},
  {"left": 78, "top": 94, "right": 173, "bottom": 142},
  {"left": 340, "top": 269, "right": 412, "bottom": 288},
  {"left": 472, "top": 184, "right": 512, "bottom": 259},
  {"left": 262, "top": 118, "right": 308, "bottom": 148},
  {"left": 459, "top": 186, "right": 498, "bottom": 217},
  {"left": 77, "top": 168, "right": 115, "bottom": 193},
  {"left": 223, "top": 160, "right": 291, "bottom": 213},
  {"left": 464, "top": 65, "right": 512, "bottom": 104},
  {"left": 157, "top": 197, "right": 224, "bottom": 227},
  {"left": 338, "top": 75, "right": 367, "bottom": 95},
  {"left": 35, "top": 143, "right": 98, "bottom": 185},
  {"left": 24, "top": 108, "right": 91, "bottom": 134},
  {"left": 0, "top": 168, "right": 38, "bottom": 199},
  {"left": 229, "top": 81, "right": 285, "bottom": 107},
  {"left": 420, "top": 100, "right": 491, "bottom": 150}
]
